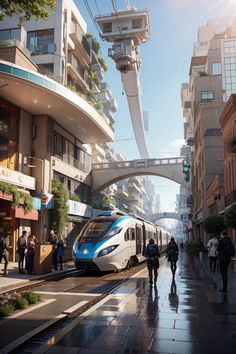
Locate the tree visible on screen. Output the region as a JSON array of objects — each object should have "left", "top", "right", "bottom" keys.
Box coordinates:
[
  {"left": 203, "top": 215, "right": 225, "bottom": 235},
  {"left": 50, "top": 179, "right": 68, "bottom": 236},
  {"left": 224, "top": 204, "right": 236, "bottom": 230},
  {"left": 0, "top": 0, "right": 56, "bottom": 25}
]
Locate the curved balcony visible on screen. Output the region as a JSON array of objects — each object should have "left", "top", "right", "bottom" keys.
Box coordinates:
[{"left": 0, "top": 60, "right": 114, "bottom": 144}]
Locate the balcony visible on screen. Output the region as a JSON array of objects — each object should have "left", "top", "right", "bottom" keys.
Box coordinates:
[
  {"left": 67, "top": 53, "right": 89, "bottom": 91},
  {"left": 0, "top": 60, "right": 114, "bottom": 143},
  {"left": 70, "top": 23, "right": 90, "bottom": 68}
]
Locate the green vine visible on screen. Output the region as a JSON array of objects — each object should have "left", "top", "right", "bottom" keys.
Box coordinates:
[
  {"left": 50, "top": 179, "right": 68, "bottom": 236},
  {"left": 0, "top": 181, "right": 33, "bottom": 213},
  {"left": 69, "top": 193, "right": 81, "bottom": 202}
]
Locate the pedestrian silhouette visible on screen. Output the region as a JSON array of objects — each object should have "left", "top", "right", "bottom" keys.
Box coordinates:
[
  {"left": 207, "top": 234, "right": 218, "bottom": 273},
  {"left": 217, "top": 230, "right": 235, "bottom": 293},
  {"left": 166, "top": 237, "right": 179, "bottom": 277},
  {"left": 145, "top": 238, "right": 160, "bottom": 286}
]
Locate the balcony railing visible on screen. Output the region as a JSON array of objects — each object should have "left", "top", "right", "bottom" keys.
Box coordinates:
[{"left": 54, "top": 150, "right": 91, "bottom": 173}]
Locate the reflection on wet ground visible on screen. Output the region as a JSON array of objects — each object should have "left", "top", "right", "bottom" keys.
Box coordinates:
[{"left": 46, "top": 254, "right": 236, "bottom": 353}]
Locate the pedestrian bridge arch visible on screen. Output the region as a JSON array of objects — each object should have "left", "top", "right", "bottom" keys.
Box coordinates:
[
  {"left": 150, "top": 212, "right": 182, "bottom": 223},
  {"left": 91, "top": 157, "right": 189, "bottom": 195}
]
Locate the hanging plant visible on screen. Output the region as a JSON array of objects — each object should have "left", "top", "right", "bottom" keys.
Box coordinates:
[
  {"left": 0, "top": 181, "right": 33, "bottom": 213},
  {"left": 227, "top": 135, "right": 236, "bottom": 154},
  {"left": 50, "top": 179, "right": 68, "bottom": 236},
  {"left": 97, "top": 57, "right": 108, "bottom": 72},
  {"left": 69, "top": 193, "right": 81, "bottom": 202}
]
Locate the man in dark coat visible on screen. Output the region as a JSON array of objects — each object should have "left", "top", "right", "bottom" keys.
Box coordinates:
[
  {"left": 166, "top": 237, "right": 179, "bottom": 277},
  {"left": 145, "top": 238, "right": 160, "bottom": 286},
  {"left": 0, "top": 232, "right": 9, "bottom": 275},
  {"left": 17, "top": 230, "right": 27, "bottom": 274},
  {"left": 48, "top": 229, "right": 58, "bottom": 270},
  {"left": 217, "top": 230, "right": 235, "bottom": 293}
]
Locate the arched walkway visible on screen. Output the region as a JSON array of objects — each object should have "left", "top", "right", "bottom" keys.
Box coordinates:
[{"left": 91, "top": 157, "right": 189, "bottom": 195}]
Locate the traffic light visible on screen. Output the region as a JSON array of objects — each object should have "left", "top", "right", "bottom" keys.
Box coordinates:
[{"left": 182, "top": 159, "right": 190, "bottom": 182}]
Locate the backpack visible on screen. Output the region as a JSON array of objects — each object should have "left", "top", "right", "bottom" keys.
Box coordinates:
[{"left": 147, "top": 244, "right": 158, "bottom": 257}]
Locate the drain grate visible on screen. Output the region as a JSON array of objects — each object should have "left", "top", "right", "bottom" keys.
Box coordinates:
[{"left": 212, "top": 302, "right": 225, "bottom": 314}]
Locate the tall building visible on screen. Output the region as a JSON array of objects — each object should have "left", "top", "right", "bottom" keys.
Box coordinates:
[
  {"left": 0, "top": 0, "right": 115, "bottom": 260},
  {"left": 181, "top": 17, "right": 236, "bottom": 243}
]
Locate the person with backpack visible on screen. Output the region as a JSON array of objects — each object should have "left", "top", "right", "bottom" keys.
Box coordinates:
[
  {"left": 0, "top": 232, "right": 10, "bottom": 275},
  {"left": 16, "top": 230, "right": 27, "bottom": 274},
  {"left": 145, "top": 238, "right": 160, "bottom": 286},
  {"left": 57, "top": 236, "right": 66, "bottom": 270},
  {"left": 217, "top": 230, "right": 235, "bottom": 293},
  {"left": 48, "top": 229, "right": 58, "bottom": 271},
  {"left": 207, "top": 234, "right": 218, "bottom": 273},
  {"left": 166, "top": 237, "right": 179, "bottom": 277}
]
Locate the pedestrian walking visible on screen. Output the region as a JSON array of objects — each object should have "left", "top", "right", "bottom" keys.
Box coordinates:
[
  {"left": 207, "top": 234, "right": 218, "bottom": 273},
  {"left": 49, "top": 229, "right": 58, "bottom": 270},
  {"left": 145, "top": 238, "right": 160, "bottom": 286},
  {"left": 25, "top": 234, "right": 37, "bottom": 275},
  {"left": 57, "top": 236, "right": 66, "bottom": 270},
  {"left": 198, "top": 238, "right": 205, "bottom": 263},
  {"left": 166, "top": 237, "right": 179, "bottom": 277},
  {"left": 0, "top": 232, "right": 9, "bottom": 275},
  {"left": 16, "top": 230, "right": 27, "bottom": 274},
  {"left": 217, "top": 230, "right": 235, "bottom": 293}
]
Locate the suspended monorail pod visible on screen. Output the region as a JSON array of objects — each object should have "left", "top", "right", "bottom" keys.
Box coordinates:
[{"left": 96, "top": 8, "right": 151, "bottom": 158}]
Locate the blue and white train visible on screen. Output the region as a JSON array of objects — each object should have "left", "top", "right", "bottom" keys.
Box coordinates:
[{"left": 73, "top": 211, "right": 171, "bottom": 272}]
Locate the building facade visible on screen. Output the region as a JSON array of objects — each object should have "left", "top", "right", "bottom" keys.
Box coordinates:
[
  {"left": 0, "top": 0, "right": 115, "bottom": 260},
  {"left": 181, "top": 17, "right": 236, "bottom": 243}
]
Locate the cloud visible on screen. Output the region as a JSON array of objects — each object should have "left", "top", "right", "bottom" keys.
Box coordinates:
[{"left": 159, "top": 138, "right": 185, "bottom": 158}]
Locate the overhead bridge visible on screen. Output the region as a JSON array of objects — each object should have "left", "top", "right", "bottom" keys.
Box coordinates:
[
  {"left": 91, "top": 157, "right": 188, "bottom": 195},
  {"left": 150, "top": 212, "right": 182, "bottom": 223}
]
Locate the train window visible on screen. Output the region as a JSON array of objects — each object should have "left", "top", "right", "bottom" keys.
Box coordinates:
[
  {"left": 81, "top": 220, "right": 112, "bottom": 239},
  {"left": 130, "top": 228, "right": 135, "bottom": 240},
  {"left": 124, "top": 230, "right": 129, "bottom": 241}
]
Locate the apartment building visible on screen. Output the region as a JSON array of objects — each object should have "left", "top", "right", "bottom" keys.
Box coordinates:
[
  {"left": 181, "top": 17, "right": 236, "bottom": 243},
  {"left": 0, "top": 0, "right": 115, "bottom": 259}
]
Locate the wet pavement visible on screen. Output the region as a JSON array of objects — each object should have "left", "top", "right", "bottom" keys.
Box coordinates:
[
  {"left": 0, "top": 261, "right": 75, "bottom": 293},
  {"left": 38, "top": 252, "right": 236, "bottom": 354}
]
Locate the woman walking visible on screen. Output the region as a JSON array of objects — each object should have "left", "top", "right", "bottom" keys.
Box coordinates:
[{"left": 166, "top": 237, "right": 179, "bottom": 277}]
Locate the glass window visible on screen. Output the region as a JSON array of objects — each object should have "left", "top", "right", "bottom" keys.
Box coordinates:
[
  {"left": 27, "top": 29, "right": 54, "bottom": 54},
  {"left": 201, "top": 91, "right": 214, "bottom": 100},
  {"left": 130, "top": 229, "right": 135, "bottom": 240},
  {"left": 132, "top": 18, "right": 142, "bottom": 29},
  {"left": 81, "top": 220, "right": 113, "bottom": 239},
  {"left": 212, "top": 63, "right": 221, "bottom": 75},
  {"left": 103, "top": 22, "right": 112, "bottom": 33}
]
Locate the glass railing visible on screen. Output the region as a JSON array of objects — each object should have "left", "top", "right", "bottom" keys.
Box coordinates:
[{"left": 54, "top": 150, "right": 91, "bottom": 173}]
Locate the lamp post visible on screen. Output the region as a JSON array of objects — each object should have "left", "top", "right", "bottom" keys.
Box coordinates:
[{"left": 24, "top": 156, "right": 45, "bottom": 240}]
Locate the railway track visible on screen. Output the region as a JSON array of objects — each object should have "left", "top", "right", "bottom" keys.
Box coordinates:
[{"left": 0, "top": 262, "right": 147, "bottom": 354}]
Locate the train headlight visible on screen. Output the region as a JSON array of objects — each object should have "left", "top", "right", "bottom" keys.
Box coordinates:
[{"left": 97, "top": 245, "right": 119, "bottom": 257}]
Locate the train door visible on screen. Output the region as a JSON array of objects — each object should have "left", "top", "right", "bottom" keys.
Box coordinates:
[
  {"left": 136, "top": 224, "right": 142, "bottom": 254},
  {"left": 142, "top": 223, "right": 146, "bottom": 256},
  {"left": 159, "top": 229, "right": 162, "bottom": 251}
]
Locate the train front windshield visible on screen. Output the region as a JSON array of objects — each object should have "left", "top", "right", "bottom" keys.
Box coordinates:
[{"left": 80, "top": 220, "right": 113, "bottom": 241}]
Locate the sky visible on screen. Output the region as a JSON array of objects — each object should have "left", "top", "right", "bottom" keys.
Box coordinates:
[{"left": 76, "top": 0, "right": 236, "bottom": 212}]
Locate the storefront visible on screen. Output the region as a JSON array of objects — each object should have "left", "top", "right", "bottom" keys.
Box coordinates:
[{"left": 0, "top": 166, "right": 36, "bottom": 261}]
